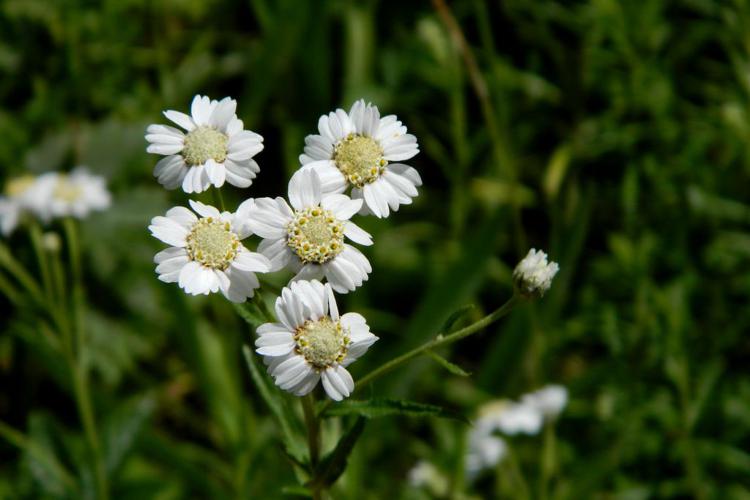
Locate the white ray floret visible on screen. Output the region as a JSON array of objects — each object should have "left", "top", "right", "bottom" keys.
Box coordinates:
[
  {"left": 299, "top": 99, "right": 421, "bottom": 218},
  {"left": 244, "top": 169, "right": 373, "bottom": 294},
  {"left": 255, "top": 280, "right": 378, "bottom": 401},
  {"left": 146, "top": 95, "right": 263, "bottom": 193},
  {"left": 513, "top": 248, "right": 559, "bottom": 298},
  {"left": 149, "top": 200, "right": 271, "bottom": 302}
]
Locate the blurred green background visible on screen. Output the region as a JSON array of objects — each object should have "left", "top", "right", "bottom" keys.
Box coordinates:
[{"left": 1, "top": 0, "right": 750, "bottom": 498}]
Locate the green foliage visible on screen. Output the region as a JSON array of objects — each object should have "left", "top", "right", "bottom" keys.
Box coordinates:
[{"left": 1, "top": 0, "right": 749, "bottom": 498}]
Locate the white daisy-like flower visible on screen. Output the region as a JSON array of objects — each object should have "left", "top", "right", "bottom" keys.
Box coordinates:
[
  {"left": 146, "top": 95, "right": 263, "bottom": 193},
  {"left": 299, "top": 99, "right": 422, "bottom": 218},
  {"left": 36, "top": 168, "right": 111, "bottom": 220},
  {"left": 521, "top": 385, "right": 568, "bottom": 420},
  {"left": 408, "top": 461, "right": 448, "bottom": 494},
  {"left": 255, "top": 279, "right": 378, "bottom": 401},
  {"left": 149, "top": 200, "right": 271, "bottom": 302},
  {"left": 512, "top": 248, "right": 559, "bottom": 298},
  {"left": 0, "top": 174, "right": 50, "bottom": 235},
  {"left": 245, "top": 168, "right": 372, "bottom": 294}
]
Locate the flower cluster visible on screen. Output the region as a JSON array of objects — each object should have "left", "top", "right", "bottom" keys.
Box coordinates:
[
  {"left": 0, "top": 168, "right": 111, "bottom": 235},
  {"left": 465, "top": 385, "right": 568, "bottom": 478},
  {"left": 513, "top": 248, "right": 560, "bottom": 298},
  {"left": 146, "top": 96, "right": 423, "bottom": 399}
]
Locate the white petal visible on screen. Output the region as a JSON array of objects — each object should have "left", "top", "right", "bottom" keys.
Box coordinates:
[
  {"left": 258, "top": 237, "right": 295, "bottom": 272},
  {"left": 224, "top": 159, "right": 259, "bottom": 188},
  {"left": 291, "top": 263, "right": 324, "bottom": 283},
  {"left": 343, "top": 222, "right": 372, "bottom": 246},
  {"left": 303, "top": 161, "right": 347, "bottom": 195},
  {"left": 147, "top": 143, "right": 183, "bottom": 155},
  {"left": 290, "top": 280, "right": 327, "bottom": 320},
  {"left": 188, "top": 200, "right": 221, "bottom": 219},
  {"left": 247, "top": 197, "right": 292, "bottom": 239},
  {"left": 163, "top": 110, "right": 195, "bottom": 131},
  {"left": 154, "top": 155, "right": 187, "bottom": 190},
  {"left": 191, "top": 95, "right": 213, "bottom": 126},
  {"left": 209, "top": 96, "right": 237, "bottom": 129},
  {"left": 222, "top": 266, "right": 260, "bottom": 302},
  {"left": 325, "top": 283, "right": 338, "bottom": 320},
  {"left": 387, "top": 163, "right": 422, "bottom": 187},
  {"left": 288, "top": 169, "right": 322, "bottom": 210},
  {"left": 232, "top": 250, "right": 271, "bottom": 273},
  {"left": 149, "top": 216, "right": 189, "bottom": 247},
  {"left": 320, "top": 194, "right": 362, "bottom": 221},
  {"left": 204, "top": 159, "right": 226, "bottom": 188},
  {"left": 362, "top": 182, "right": 388, "bottom": 218}
]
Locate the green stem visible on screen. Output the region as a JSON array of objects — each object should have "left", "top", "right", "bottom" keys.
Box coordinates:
[
  {"left": 29, "top": 223, "right": 54, "bottom": 304},
  {"left": 356, "top": 294, "right": 520, "bottom": 391},
  {"left": 302, "top": 394, "right": 324, "bottom": 500},
  {"left": 505, "top": 447, "right": 531, "bottom": 500},
  {"left": 62, "top": 218, "right": 109, "bottom": 500},
  {"left": 214, "top": 187, "right": 227, "bottom": 212}
]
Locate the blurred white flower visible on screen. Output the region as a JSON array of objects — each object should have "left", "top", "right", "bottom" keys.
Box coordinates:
[
  {"left": 513, "top": 248, "right": 559, "bottom": 298},
  {"left": 479, "top": 400, "right": 544, "bottom": 436},
  {"left": 521, "top": 385, "right": 568, "bottom": 420},
  {"left": 255, "top": 280, "right": 378, "bottom": 400},
  {"left": 408, "top": 460, "right": 449, "bottom": 495},
  {"left": 466, "top": 427, "right": 508, "bottom": 479},
  {"left": 244, "top": 169, "right": 372, "bottom": 293},
  {"left": 300, "top": 99, "right": 422, "bottom": 218},
  {"left": 39, "top": 169, "right": 111, "bottom": 220},
  {"left": 149, "top": 200, "right": 270, "bottom": 302},
  {"left": 0, "top": 174, "right": 50, "bottom": 235},
  {"left": 146, "top": 95, "right": 263, "bottom": 193}
]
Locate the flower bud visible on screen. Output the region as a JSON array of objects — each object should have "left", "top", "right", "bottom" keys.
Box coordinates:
[{"left": 513, "top": 248, "right": 559, "bottom": 298}]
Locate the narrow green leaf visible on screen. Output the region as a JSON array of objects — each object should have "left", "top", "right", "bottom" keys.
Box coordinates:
[
  {"left": 242, "top": 346, "right": 306, "bottom": 462},
  {"left": 103, "top": 393, "right": 157, "bottom": 475},
  {"left": 439, "top": 304, "right": 476, "bottom": 334},
  {"left": 425, "top": 350, "right": 470, "bottom": 376},
  {"left": 323, "top": 398, "right": 468, "bottom": 423},
  {"left": 281, "top": 485, "right": 313, "bottom": 497},
  {"left": 233, "top": 302, "right": 265, "bottom": 329},
  {"left": 310, "top": 417, "right": 366, "bottom": 489}
]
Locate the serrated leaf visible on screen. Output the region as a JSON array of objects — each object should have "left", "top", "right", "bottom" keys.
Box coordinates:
[
  {"left": 309, "top": 417, "right": 366, "bottom": 489},
  {"left": 439, "top": 304, "right": 476, "bottom": 334},
  {"left": 323, "top": 398, "right": 468, "bottom": 423},
  {"left": 425, "top": 350, "right": 470, "bottom": 376},
  {"left": 242, "top": 346, "right": 306, "bottom": 463}
]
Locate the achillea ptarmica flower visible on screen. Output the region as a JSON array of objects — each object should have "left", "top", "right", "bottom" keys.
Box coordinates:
[
  {"left": 521, "top": 385, "right": 568, "bottom": 420},
  {"left": 146, "top": 95, "right": 263, "bottom": 193},
  {"left": 477, "top": 400, "right": 543, "bottom": 436},
  {"left": 255, "top": 280, "right": 378, "bottom": 400},
  {"left": 38, "top": 169, "right": 111, "bottom": 220},
  {"left": 0, "top": 174, "right": 49, "bottom": 235},
  {"left": 300, "top": 99, "right": 422, "bottom": 218},
  {"left": 149, "top": 200, "right": 271, "bottom": 302},
  {"left": 512, "top": 248, "right": 559, "bottom": 298},
  {"left": 245, "top": 169, "right": 373, "bottom": 293}
]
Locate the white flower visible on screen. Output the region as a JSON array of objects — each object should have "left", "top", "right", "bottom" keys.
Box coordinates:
[
  {"left": 465, "top": 428, "right": 508, "bottom": 479},
  {"left": 38, "top": 169, "right": 111, "bottom": 220},
  {"left": 521, "top": 385, "right": 568, "bottom": 420},
  {"left": 408, "top": 461, "right": 448, "bottom": 494},
  {"left": 300, "top": 99, "right": 421, "bottom": 218},
  {"left": 255, "top": 279, "right": 378, "bottom": 400},
  {"left": 146, "top": 95, "right": 263, "bottom": 193},
  {"left": 477, "top": 400, "right": 543, "bottom": 436},
  {"left": 245, "top": 169, "right": 373, "bottom": 294},
  {"left": 0, "top": 174, "right": 50, "bottom": 235},
  {"left": 513, "top": 248, "right": 559, "bottom": 298},
  {"left": 149, "top": 200, "right": 271, "bottom": 302}
]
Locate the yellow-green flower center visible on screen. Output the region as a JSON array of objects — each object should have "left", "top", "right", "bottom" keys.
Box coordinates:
[
  {"left": 333, "top": 133, "right": 387, "bottom": 188},
  {"left": 287, "top": 207, "right": 344, "bottom": 264},
  {"left": 294, "top": 316, "right": 349, "bottom": 369},
  {"left": 53, "top": 176, "right": 83, "bottom": 203},
  {"left": 182, "top": 126, "right": 228, "bottom": 166},
  {"left": 5, "top": 175, "right": 35, "bottom": 197},
  {"left": 186, "top": 217, "right": 239, "bottom": 269}
]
